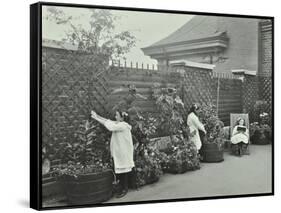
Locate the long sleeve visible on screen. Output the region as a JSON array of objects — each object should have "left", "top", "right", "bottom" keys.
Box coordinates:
[
  {"left": 193, "top": 115, "right": 205, "bottom": 132},
  {"left": 104, "top": 120, "right": 126, "bottom": 132}
]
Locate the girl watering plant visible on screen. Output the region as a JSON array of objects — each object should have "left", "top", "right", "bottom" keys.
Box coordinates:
[
  {"left": 91, "top": 110, "right": 134, "bottom": 198},
  {"left": 187, "top": 104, "right": 206, "bottom": 153}
]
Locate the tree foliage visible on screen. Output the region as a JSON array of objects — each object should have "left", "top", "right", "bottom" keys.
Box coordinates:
[{"left": 44, "top": 7, "right": 136, "bottom": 60}]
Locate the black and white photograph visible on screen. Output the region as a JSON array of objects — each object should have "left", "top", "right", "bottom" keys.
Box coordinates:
[{"left": 30, "top": 1, "right": 273, "bottom": 210}]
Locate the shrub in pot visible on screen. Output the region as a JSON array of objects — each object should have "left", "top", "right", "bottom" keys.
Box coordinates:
[
  {"left": 250, "top": 101, "right": 272, "bottom": 145},
  {"left": 151, "top": 84, "right": 200, "bottom": 173},
  {"left": 53, "top": 121, "right": 114, "bottom": 205},
  {"left": 198, "top": 104, "right": 224, "bottom": 163},
  {"left": 250, "top": 122, "right": 271, "bottom": 145}
]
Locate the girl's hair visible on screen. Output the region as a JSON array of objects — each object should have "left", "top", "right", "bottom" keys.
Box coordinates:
[
  {"left": 236, "top": 118, "right": 246, "bottom": 126},
  {"left": 189, "top": 103, "right": 199, "bottom": 115},
  {"left": 116, "top": 110, "right": 130, "bottom": 123}
]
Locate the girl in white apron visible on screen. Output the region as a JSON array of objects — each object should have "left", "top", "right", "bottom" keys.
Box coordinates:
[
  {"left": 91, "top": 110, "right": 134, "bottom": 198},
  {"left": 187, "top": 104, "right": 206, "bottom": 153}
]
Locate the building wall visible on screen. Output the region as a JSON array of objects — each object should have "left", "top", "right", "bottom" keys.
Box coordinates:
[
  {"left": 166, "top": 17, "right": 260, "bottom": 74},
  {"left": 214, "top": 17, "right": 259, "bottom": 73},
  {"left": 259, "top": 20, "right": 272, "bottom": 77}
]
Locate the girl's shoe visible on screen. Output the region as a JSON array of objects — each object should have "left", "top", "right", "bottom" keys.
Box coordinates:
[{"left": 115, "top": 189, "right": 128, "bottom": 198}]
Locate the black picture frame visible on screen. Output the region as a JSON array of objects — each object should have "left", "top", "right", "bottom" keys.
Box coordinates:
[{"left": 30, "top": 1, "right": 274, "bottom": 210}]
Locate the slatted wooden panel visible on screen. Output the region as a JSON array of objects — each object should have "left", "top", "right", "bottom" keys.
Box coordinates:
[
  {"left": 106, "top": 66, "right": 181, "bottom": 114},
  {"left": 107, "top": 65, "right": 245, "bottom": 126},
  {"left": 42, "top": 47, "right": 109, "bottom": 148},
  {"left": 213, "top": 77, "right": 243, "bottom": 126}
]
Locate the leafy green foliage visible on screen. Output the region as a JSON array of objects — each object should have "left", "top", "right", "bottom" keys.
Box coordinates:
[
  {"left": 151, "top": 84, "right": 200, "bottom": 173},
  {"left": 250, "top": 106, "right": 272, "bottom": 143},
  {"left": 253, "top": 100, "right": 272, "bottom": 126},
  {"left": 134, "top": 148, "right": 164, "bottom": 187},
  {"left": 152, "top": 84, "right": 191, "bottom": 139},
  {"left": 197, "top": 103, "right": 224, "bottom": 145},
  {"left": 160, "top": 136, "right": 200, "bottom": 173},
  {"left": 44, "top": 7, "right": 136, "bottom": 59},
  {"left": 49, "top": 121, "right": 112, "bottom": 177}
]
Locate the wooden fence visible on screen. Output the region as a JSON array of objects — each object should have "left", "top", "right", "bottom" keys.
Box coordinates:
[
  {"left": 42, "top": 48, "right": 271, "bottom": 149},
  {"left": 107, "top": 62, "right": 244, "bottom": 126}
]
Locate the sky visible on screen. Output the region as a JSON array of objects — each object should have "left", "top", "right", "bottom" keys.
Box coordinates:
[{"left": 42, "top": 6, "right": 193, "bottom": 66}]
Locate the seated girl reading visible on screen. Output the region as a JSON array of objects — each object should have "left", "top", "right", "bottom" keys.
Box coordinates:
[{"left": 231, "top": 118, "right": 249, "bottom": 156}]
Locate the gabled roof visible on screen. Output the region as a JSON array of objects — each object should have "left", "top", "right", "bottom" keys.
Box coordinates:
[
  {"left": 148, "top": 15, "right": 221, "bottom": 48},
  {"left": 142, "top": 16, "right": 229, "bottom": 59}
]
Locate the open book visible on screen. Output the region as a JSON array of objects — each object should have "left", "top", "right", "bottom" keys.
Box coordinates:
[{"left": 237, "top": 125, "right": 247, "bottom": 132}]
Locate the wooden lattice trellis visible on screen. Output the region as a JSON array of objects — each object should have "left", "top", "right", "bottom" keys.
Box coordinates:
[
  {"left": 181, "top": 67, "right": 214, "bottom": 110},
  {"left": 259, "top": 76, "right": 272, "bottom": 115},
  {"left": 242, "top": 76, "right": 259, "bottom": 121},
  {"left": 42, "top": 47, "right": 109, "bottom": 147}
]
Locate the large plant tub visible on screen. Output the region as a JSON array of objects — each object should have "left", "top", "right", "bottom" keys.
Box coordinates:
[
  {"left": 63, "top": 169, "right": 114, "bottom": 205},
  {"left": 200, "top": 143, "right": 224, "bottom": 163},
  {"left": 42, "top": 173, "right": 66, "bottom": 204}
]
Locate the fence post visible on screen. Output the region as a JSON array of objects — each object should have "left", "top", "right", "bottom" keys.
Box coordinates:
[{"left": 216, "top": 77, "right": 220, "bottom": 116}]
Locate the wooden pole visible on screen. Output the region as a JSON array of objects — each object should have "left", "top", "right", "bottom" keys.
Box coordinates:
[{"left": 216, "top": 77, "right": 220, "bottom": 116}]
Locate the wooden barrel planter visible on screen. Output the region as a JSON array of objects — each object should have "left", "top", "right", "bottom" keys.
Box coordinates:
[
  {"left": 63, "top": 169, "right": 114, "bottom": 205},
  {"left": 42, "top": 174, "right": 66, "bottom": 204},
  {"left": 200, "top": 142, "right": 224, "bottom": 163}
]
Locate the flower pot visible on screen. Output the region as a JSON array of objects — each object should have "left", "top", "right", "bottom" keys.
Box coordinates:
[
  {"left": 42, "top": 174, "right": 66, "bottom": 204},
  {"left": 200, "top": 143, "right": 224, "bottom": 163},
  {"left": 63, "top": 169, "right": 114, "bottom": 205}
]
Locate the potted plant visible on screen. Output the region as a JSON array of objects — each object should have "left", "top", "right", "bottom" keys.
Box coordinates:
[
  {"left": 198, "top": 104, "right": 225, "bottom": 163},
  {"left": 54, "top": 121, "right": 114, "bottom": 205},
  {"left": 250, "top": 101, "right": 272, "bottom": 145},
  {"left": 151, "top": 84, "right": 200, "bottom": 173}
]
